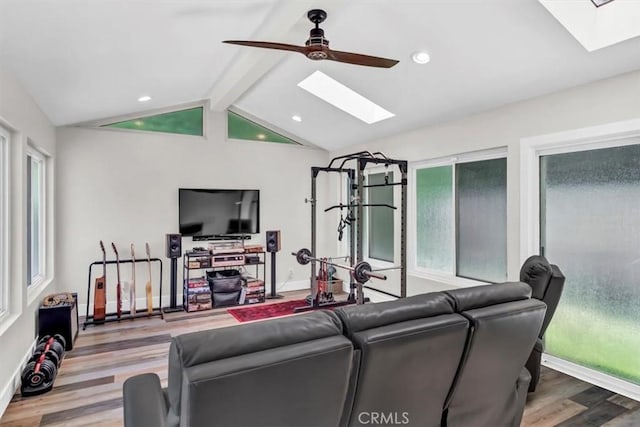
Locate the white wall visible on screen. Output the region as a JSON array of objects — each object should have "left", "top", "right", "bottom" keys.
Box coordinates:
[
  {"left": 0, "top": 68, "right": 56, "bottom": 416},
  {"left": 332, "top": 69, "right": 640, "bottom": 296},
  {"left": 55, "top": 112, "right": 330, "bottom": 313},
  {"left": 4, "top": 62, "right": 639, "bottom": 418}
]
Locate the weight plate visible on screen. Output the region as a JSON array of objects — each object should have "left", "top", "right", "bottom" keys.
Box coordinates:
[
  {"left": 40, "top": 359, "right": 57, "bottom": 383},
  {"left": 296, "top": 248, "right": 312, "bottom": 265},
  {"left": 54, "top": 334, "right": 67, "bottom": 349},
  {"left": 44, "top": 349, "right": 61, "bottom": 367},
  {"left": 50, "top": 341, "right": 65, "bottom": 359},
  {"left": 21, "top": 361, "right": 36, "bottom": 384},
  {"left": 353, "top": 261, "right": 372, "bottom": 283},
  {"left": 29, "top": 352, "right": 42, "bottom": 364}
]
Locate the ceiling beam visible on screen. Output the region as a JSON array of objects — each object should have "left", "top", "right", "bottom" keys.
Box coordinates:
[
  {"left": 207, "top": 0, "right": 346, "bottom": 112},
  {"left": 207, "top": 0, "right": 314, "bottom": 111}
]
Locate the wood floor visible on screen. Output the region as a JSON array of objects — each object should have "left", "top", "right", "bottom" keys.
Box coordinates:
[{"left": 1, "top": 289, "right": 638, "bottom": 427}]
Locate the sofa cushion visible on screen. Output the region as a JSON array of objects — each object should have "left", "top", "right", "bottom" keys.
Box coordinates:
[
  {"left": 167, "top": 310, "right": 343, "bottom": 421},
  {"left": 182, "top": 336, "right": 353, "bottom": 427},
  {"left": 444, "top": 282, "right": 531, "bottom": 312},
  {"left": 444, "top": 299, "right": 546, "bottom": 426},
  {"left": 519, "top": 255, "right": 553, "bottom": 299},
  {"left": 334, "top": 292, "right": 454, "bottom": 339},
  {"left": 177, "top": 310, "right": 341, "bottom": 366},
  {"left": 347, "top": 314, "right": 468, "bottom": 427}
]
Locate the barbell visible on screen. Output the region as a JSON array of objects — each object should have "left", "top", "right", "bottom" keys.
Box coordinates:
[{"left": 292, "top": 248, "right": 387, "bottom": 283}]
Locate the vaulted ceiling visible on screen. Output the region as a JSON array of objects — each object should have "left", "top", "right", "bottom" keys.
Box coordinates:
[{"left": 2, "top": 0, "right": 640, "bottom": 150}]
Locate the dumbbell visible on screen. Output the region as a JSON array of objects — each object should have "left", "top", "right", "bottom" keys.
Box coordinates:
[
  {"left": 38, "top": 334, "right": 67, "bottom": 349},
  {"left": 36, "top": 337, "right": 64, "bottom": 353},
  {"left": 21, "top": 354, "right": 57, "bottom": 388},
  {"left": 33, "top": 335, "right": 66, "bottom": 367}
]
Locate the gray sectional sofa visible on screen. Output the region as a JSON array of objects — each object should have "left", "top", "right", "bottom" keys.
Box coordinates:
[{"left": 123, "top": 282, "right": 546, "bottom": 427}]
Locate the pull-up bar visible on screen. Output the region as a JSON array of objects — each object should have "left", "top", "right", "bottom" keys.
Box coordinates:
[{"left": 324, "top": 203, "right": 397, "bottom": 213}]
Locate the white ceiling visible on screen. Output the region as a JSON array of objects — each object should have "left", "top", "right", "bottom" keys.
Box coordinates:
[{"left": 2, "top": 0, "right": 640, "bottom": 150}]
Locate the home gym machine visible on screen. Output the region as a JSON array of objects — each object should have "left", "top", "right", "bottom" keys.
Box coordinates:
[
  {"left": 292, "top": 248, "right": 387, "bottom": 310},
  {"left": 292, "top": 151, "right": 407, "bottom": 313}
]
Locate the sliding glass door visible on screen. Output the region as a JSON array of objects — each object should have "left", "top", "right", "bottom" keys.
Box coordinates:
[{"left": 540, "top": 143, "right": 640, "bottom": 385}]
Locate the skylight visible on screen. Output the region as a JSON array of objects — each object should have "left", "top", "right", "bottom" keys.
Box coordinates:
[
  {"left": 591, "top": 0, "right": 615, "bottom": 7},
  {"left": 539, "top": 0, "right": 640, "bottom": 51},
  {"left": 297, "top": 71, "right": 394, "bottom": 124}
]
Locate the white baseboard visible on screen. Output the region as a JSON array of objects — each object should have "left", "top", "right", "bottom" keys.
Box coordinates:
[
  {"left": 0, "top": 338, "right": 38, "bottom": 419},
  {"left": 542, "top": 353, "right": 640, "bottom": 401}
]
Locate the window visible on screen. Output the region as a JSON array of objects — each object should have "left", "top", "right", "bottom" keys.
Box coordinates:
[
  {"left": 416, "top": 165, "right": 453, "bottom": 273},
  {"left": 0, "top": 126, "right": 8, "bottom": 315},
  {"left": 456, "top": 158, "right": 507, "bottom": 282},
  {"left": 227, "top": 110, "right": 301, "bottom": 145},
  {"left": 414, "top": 153, "right": 507, "bottom": 283},
  {"left": 101, "top": 106, "right": 204, "bottom": 136},
  {"left": 367, "top": 172, "right": 394, "bottom": 262},
  {"left": 27, "top": 149, "right": 46, "bottom": 287},
  {"left": 540, "top": 144, "right": 640, "bottom": 385}
]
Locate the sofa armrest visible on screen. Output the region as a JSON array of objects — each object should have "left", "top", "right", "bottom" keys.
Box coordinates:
[{"left": 123, "top": 373, "right": 169, "bottom": 427}]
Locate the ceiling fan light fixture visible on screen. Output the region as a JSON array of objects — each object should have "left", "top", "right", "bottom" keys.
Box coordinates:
[
  {"left": 307, "top": 50, "right": 328, "bottom": 60},
  {"left": 412, "top": 51, "right": 431, "bottom": 64}
]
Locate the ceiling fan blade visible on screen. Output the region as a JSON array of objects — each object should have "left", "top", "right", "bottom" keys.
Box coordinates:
[
  {"left": 326, "top": 49, "right": 399, "bottom": 68},
  {"left": 222, "top": 40, "right": 306, "bottom": 54}
]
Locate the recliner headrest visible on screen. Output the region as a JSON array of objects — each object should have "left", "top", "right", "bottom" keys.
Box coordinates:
[
  {"left": 173, "top": 310, "right": 343, "bottom": 367},
  {"left": 444, "top": 282, "right": 532, "bottom": 312},
  {"left": 335, "top": 292, "right": 454, "bottom": 338},
  {"left": 519, "top": 255, "right": 553, "bottom": 299}
]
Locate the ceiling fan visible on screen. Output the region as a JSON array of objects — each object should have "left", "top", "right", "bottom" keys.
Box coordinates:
[{"left": 223, "top": 9, "right": 399, "bottom": 68}]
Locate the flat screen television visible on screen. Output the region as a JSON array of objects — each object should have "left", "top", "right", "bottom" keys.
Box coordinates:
[{"left": 178, "top": 189, "right": 260, "bottom": 238}]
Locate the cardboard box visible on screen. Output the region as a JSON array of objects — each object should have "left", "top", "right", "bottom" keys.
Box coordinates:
[{"left": 317, "top": 279, "right": 343, "bottom": 294}]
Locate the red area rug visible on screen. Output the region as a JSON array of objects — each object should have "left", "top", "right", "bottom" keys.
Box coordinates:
[{"left": 227, "top": 299, "right": 309, "bottom": 322}]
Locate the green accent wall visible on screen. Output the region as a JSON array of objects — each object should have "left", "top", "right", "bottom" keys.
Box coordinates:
[
  {"left": 227, "top": 111, "right": 300, "bottom": 145},
  {"left": 102, "top": 107, "right": 203, "bottom": 136}
]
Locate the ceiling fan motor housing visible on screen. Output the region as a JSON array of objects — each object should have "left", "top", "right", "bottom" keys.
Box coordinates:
[{"left": 306, "top": 27, "right": 329, "bottom": 60}]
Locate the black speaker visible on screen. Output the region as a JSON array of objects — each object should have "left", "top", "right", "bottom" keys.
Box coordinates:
[
  {"left": 266, "top": 230, "right": 281, "bottom": 253},
  {"left": 38, "top": 293, "right": 78, "bottom": 351},
  {"left": 165, "top": 233, "right": 182, "bottom": 258}
]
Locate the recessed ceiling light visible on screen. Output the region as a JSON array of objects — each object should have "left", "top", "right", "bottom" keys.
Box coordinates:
[
  {"left": 257, "top": 133, "right": 266, "bottom": 140},
  {"left": 297, "top": 71, "right": 394, "bottom": 125},
  {"left": 411, "top": 51, "right": 431, "bottom": 64},
  {"left": 292, "top": 115, "right": 302, "bottom": 122},
  {"left": 137, "top": 95, "right": 151, "bottom": 102}
]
